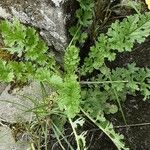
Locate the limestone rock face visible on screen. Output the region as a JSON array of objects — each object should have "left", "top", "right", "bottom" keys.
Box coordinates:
[
  {"left": 0, "top": 0, "right": 71, "bottom": 52},
  {"left": 0, "top": 82, "right": 48, "bottom": 123},
  {"left": 0, "top": 126, "right": 30, "bottom": 150},
  {"left": 0, "top": 83, "right": 7, "bottom": 94}
]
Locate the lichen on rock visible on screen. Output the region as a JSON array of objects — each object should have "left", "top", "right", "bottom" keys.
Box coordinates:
[{"left": 0, "top": 0, "right": 71, "bottom": 52}]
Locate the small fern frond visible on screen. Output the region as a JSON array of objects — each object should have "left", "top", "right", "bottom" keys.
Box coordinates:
[
  {"left": 57, "top": 75, "right": 81, "bottom": 118},
  {"left": 64, "top": 45, "right": 80, "bottom": 74},
  {"left": 81, "top": 12, "right": 150, "bottom": 75}
]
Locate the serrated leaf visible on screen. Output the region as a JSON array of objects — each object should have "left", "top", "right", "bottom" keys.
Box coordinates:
[
  {"left": 35, "top": 68, "right": 52, "bottom": 82},
  {"left": 57, "top": 75, "right": 81, "bottom": 118},
  {"left": 3, "top": 47, "right": 23, "bottom": 57},
  {"left": 70, "top": 117, "right": 87, "bottom": 149},
  {"left": 64, "top": 45, "right": 80, "bottom": 74},
  {"left": 25, "top": 27, "right": 39, "bottom": 50},
  {"left": 0, "top": 60, "right": 14, "bottom": 82},
  {"left": 1, "top": 19, "right": 26, "bottom": 49},
  {"left": 49, "top": 74, "right": 63, "bottom": 87},
  {"left": 82, "top": 12, "right": 150, "bottom": 75},
  {"left": 72, "top": 118, "right": 85, "bottom": 128},
  {"left": 105, "top": 103, "right": 118, "bottom": 114}
]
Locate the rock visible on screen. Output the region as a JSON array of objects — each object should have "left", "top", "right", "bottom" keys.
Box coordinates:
[
  {"left": 51, "top": 0, "right": 65, "bottom": 7},
  {"left": 0, "top": 83, "right": 7, "bottom": 94},
  {"left": 0, "top": 126, "right": 30, "bottom": 150},
  {"left": 0, "top": 0, "right": 73, "bottom": 52},
  {"left": 0, "top": 126, "right": 15, "bottom": 150},
  {"left": 0, "top": 82, "right": 50, "bottom": 123}
]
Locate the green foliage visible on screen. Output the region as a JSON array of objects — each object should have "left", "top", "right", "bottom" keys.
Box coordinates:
[
  {"left": 96, "top": 63, "right": 150, "bottom": 101},
  {"left": 81, "top": 63, "right": 149, "bottom": 130},
  {"left": 69, "top": 0, "right": 94, "bottom": 44},
  {"left": 0, "top": 1, "right": 150, "bottom": 149},
  {"left": 111, "top": 64, "right": 150, "bottom": 100},
  {"left": 81, "top": 87, "right": 118, "bottom": 116},
  {"left": 95, "top": 115, "right": 128, "bottom": 150},
  {"left": 1, "top": 19, "right": 26, "bottom": 50},
  {"left": 0, "top": 60, "right": 14, "bottom": 82},
  {"left": 81, "top": 34, "right": 115, "bottom": 74},
  {"left": 64, "top": 45, "right": 80, "bottom": 74},
  {"left": 81, "top": 12, "right": 150, "bottom": 75},
  {"left": 57, "top": 75, "right": 81, "bottom": 118},
  {"left": 69, "top": 117, "right": 87, "bottom": 150},
  {"left": 0, "top": 19, "right": 56, "bottom": 83},
  {"left": 81, "top": 108, "right": 129, "bottom": 150},
  {"left": 76, "top": 0, "right": 94, "bottom": 27},
  {"left": 59, "top": 44, "right": 81, "bottom": 118}
]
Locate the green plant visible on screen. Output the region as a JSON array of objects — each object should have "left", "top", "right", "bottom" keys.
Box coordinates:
[
  {"left": 0, "top": 0, "right": 150, "bottom": 149},
  {"left": 69, "top": 0, "right": 94, "bottom": 44},
  {"left": 81, "top": 11, "right": 150, "bottom": 74},
  {"left": 0, "top": 19, "right": 56, "bottom": 83}
]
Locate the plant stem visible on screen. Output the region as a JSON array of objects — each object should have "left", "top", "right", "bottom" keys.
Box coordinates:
[
  {"left": 69, "top": 118, "right": 81, "bottom": 150},
  {"left": 80, "top": 108, "right": 126, "bottom": 150},
  {"left": 113, "top": 88, "right": 127, "bottom": 125},
  {"left": 67, "top": 24, "right": 81, "bottom": 48},
  {"left": 52, "top": 122, "right": 74, "bottom": 150},
  {"left": 104, "top": 64, "right": 127, "bottom": 125},
  {"left": 80, "top": 80, "right": 128, "bottom": 84},
  {"left": 115, "top": 122, "right": 150, "bottom": 128}
]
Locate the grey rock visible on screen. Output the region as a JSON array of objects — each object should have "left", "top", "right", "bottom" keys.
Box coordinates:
[
  {"left": 0, "top": 0, "right": 71, "bottom": 52},
  {"left": 0, "top": 126, "right": 15, "bottom": 150},
  {"left": 0, "top": 126, "right": 30, "bottom": 150},
  {"left": 0, "top": 82, "right": 49, "bottom": 123},
  {"left": 0, "top": 83, "right": 7, "bottom": 95},
  {"left": 51, "top": 0, "right": 65, "bottom": 7}
]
